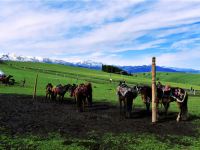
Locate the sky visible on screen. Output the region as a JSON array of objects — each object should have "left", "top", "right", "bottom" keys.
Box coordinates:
[{"left": 0, "top": 0, "right": 200, "bottom": 69}]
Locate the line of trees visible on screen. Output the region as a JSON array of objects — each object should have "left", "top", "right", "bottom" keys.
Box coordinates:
[{"left": 102, "top": 64, "right": 130, "bottom": 75}]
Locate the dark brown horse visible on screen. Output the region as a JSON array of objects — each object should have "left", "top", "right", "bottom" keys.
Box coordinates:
[
  {"left": 52, "top": 84, "right": 72, "bottom": 102},
  {"left": 159, "top": 86, "right": 188, "bottom": 122},
  {"left": 138, "top": 84, "right": 188, "bottom": 122},
  {"left": 117, "top": 82, "right": 138, "bottom": 118},
  {"left": 45, "top": 83, "right": 53, "bottom": 100},
  {"left": 137, "top": 85, "right": 152, "bottom": 114},
  {"left": 0, "top": 75, "right": 14, "bottom": 85},
  {"left": 74, "top": 83, "right": 93, "bottom": 112}
]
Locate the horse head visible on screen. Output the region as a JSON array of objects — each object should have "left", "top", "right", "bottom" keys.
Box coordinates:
[
  {"left": 136, "top": 85, "right": 146, "bottom": 94},
  {"left": 46, "top": 83, "right": 53, "bottom": 92}
]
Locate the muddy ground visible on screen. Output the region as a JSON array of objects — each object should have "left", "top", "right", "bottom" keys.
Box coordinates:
[{"left": 0, "top": 94, "right": 199, "bottom": 139}]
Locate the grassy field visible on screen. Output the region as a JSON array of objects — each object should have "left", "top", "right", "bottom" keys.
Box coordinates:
[
  {"left": 1, "top": 61, "right": 200, "bottom": 101},
  {"left": 0, "top": 61, "right": 200, "bottom": 150}
]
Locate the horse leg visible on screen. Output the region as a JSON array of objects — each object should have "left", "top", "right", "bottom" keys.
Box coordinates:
[
  {"left": 124, "top": 98, "right": 129, "bottom": 118},
  {"left": 82, "top": 98, "right": 85, "bottom": 112},
  {"left": 45, "top": 93, "right": 48, "bottom": 102},
  {"left": 176, "top": 102, "right": 182, "bottom": 122},
  {"left": 162, "top": 101, "right": 169, "bottom": 115},
  {"left": 47, "top": 93, "right": 51, "bottom": 102},
  {"left": 55, "top": 94, "right": 57, "bottom": 102},
  {"left": 48, "top": 93, "right": 51, "bottom": 101},
  {"left": 88, "top": 95, "right": 92, "bottom": 107},
  {"left": 76, "top": 96, "right": 80, "bottom": 112},
  {"left": 182, "top": 96, "right": 188, "bottom": 121},
  {"left": 51, "top": 93, "right": 54, "bottom": 101},
  {"left": 123, "top": 100, "right": 126, "bottom": 114},
  {"left": 77, "top": 95, "right": 83, "bottom": 112},
  {"left": 61, "top": 95, "right": 64, "bottom": 103},
  {"left": 46, "top": 93, "right": 49, "bottom": 102},
  {"left": 119, "top": 98, "right": 122, "bottom": 114},
  {"left": 80, "top": 97, "right": 84, "bottom": 112},
  {"left": 76, "top": 95, "right": 79, "bottom": 112},
  {"left": 126, "top": 98, "right": 133, "bottom": 118},
  {"left": 145, "top": 102, "right": 150, "bottom": 114},
  {"left": 181, "top": 105, "right": 188, "bottom": 121}
]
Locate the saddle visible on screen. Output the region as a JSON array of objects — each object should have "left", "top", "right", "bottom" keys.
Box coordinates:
[{"left": 117, "top": 85, "right": 132, "bottom": 97}]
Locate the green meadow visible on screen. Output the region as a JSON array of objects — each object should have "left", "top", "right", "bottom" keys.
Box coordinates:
[
  {"left": 0, "top": 61, "right": 200, "bottom": 150},
  {"left": 1, "top": 61, "right": 200, "bottom": 101}
]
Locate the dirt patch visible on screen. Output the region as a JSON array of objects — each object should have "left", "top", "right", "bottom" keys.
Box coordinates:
[{"left": 0, "top": 94, "right": 198, "bottom": 138}]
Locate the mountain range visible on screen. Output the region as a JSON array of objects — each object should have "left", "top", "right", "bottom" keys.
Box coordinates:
[{"left": 1, "top": 53, "right": 200, "bottom": 74}]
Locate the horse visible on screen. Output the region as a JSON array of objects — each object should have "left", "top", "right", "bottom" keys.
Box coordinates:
[
  {"left": 138, "top": 84, "right": 188, "bottom": 122},
  {"left": 51, "top": 84, "right": 72, "bottom": 102},
  {"left": 74, "top": 83, "right": 93, "bottom": 112},
  {"left": 137, "top": 85, "right": 153, "bottom": 114},
  {"left": 0, "top": 75, "right": 14, "bottom": 85},
  {"left": 117, "top": 82, "right": 138, "bottom": 118},
  {"left": 158, "top": 86, "right": 188, "bottom": 122},
  {"left": 45, "top": 83, "right": 53, "bottom": 100}
]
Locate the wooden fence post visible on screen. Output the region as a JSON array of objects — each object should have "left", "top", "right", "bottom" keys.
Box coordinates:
[
  {"left": 152, "top": 57, "right": 157, "bottom": 123},
  {"left": 33, "top": 74, "right": 38, "bottom": 100}
]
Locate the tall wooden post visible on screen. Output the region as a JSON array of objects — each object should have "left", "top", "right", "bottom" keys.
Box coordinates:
[
  {"left": 33, "top": 74, "right": 38, "bottom": 100},
  {"left": 152, "top": 57, "right": 157, "bottom": 123}
]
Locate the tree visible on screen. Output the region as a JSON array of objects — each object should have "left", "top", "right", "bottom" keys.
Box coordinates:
[{"left": 102, "top": 64, "right": 129, "bottom": 75}]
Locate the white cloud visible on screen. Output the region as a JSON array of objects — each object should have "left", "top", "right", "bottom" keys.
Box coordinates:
[{"left": 0, "top": 0, "right": 200, "bottom": 69}]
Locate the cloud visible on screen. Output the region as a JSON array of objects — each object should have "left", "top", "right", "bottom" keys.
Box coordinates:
[{"left": 0, "top": 0, "right": 200, "bottom": 69}]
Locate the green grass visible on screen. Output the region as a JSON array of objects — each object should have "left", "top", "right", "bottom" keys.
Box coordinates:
[
  {"left": 1, "top": 61, "right": 200, "bottom": 102},
  {"left": 1, "top": 131, "right": 200, "bottom": 150},
  {"left": 0, "top": 61, "right": 200, "bottom": 149}
]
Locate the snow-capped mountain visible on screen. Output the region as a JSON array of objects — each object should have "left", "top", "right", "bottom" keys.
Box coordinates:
[
  {"left": 0, "top": 53, "right": 102, "bottom": 70},
  {"left": 1, "top": 53, "right": 200, "bottom": 73}
]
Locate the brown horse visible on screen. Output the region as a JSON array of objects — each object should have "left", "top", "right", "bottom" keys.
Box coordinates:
[
  {"left": 159, "top": 86, "right": 188, "bottom": 122},
  {"left": 51, "top": 84, "right": 72, "bottom": 102},
  {"left": 137, "top": 85, "right": 152, "bottom": 114},
  {"left": 0, "top": 75, "right": 14, "bottom": 85},
  {"left": 138, "top": 84, "right": 188, "bottom": 122},
  {"left": 74, "top": 83, "right": 93, "bottom": 112},
  {"left": 117, "top": 82, "right": 138, "bottom": 118},
  {"left": 45, "top": 83, "right": 53, "bottom": 100}
]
